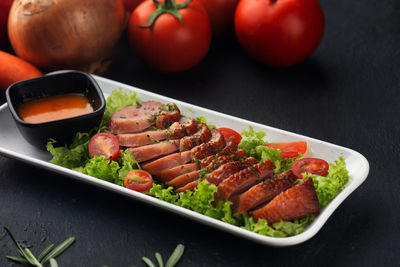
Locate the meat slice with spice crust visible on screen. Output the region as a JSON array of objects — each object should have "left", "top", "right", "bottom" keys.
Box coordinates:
[
  {"left": 167, "top": 170, "right": 201, "bottom": 188},
  {"left": 179, "top": 123, "right": 212, "bottom": 151},
  {"left": 191, "top": 128, "right": 226, "bottom": 160},
  {"left": 117, "top": 130, "right": 167, "bottom": 148},
  {"left": 155, "top": 103, "right": 181, "bottom": 129},
  {"left": 205, "top": 157, "right": 259, "bottom": 185},
  {"left": 251, "top": 178, "right": 320, "bottom": 223},
  {"left": 233, "top": 170, "right": 297, "bottom": 213},
  {"left": 216, "top": 160, "right": 275, "bottom": 201}
]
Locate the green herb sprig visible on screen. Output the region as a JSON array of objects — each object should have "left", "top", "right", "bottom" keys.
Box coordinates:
[
  {"left": 142, "top": 244, "right": 185, "bottom": 267},
  {"left": 3, "top": 226, "right": 75, "bottom": 267}
]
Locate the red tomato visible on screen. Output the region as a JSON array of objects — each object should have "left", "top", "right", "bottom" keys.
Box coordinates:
[
  {"left": 266, "top": 141, "right": 307, "bottom": 158},
  {"left": 123, "top": 0, "right": 143, "bottom": 12},
  {"left": 88, "top": 133, "right": 120, "bottom": 161},
  {"left": 235, "top": 0, "right": 325, "bottom": 67},
  {"left": 128, "top": 0, "right": 212, "bottom": 73},
  {"left": 124, "top": 170, "right": 153, "bottom": 191},
  {"left": 198, "top": 0, "right": 239, "bottom": 35},
  {"left": 292, "top": 158, "right": 329, "bottom": 179},
  {"left": 0, "top": 0, "right": 14, "bottom": 47},
  {"left": 218, "top": 128, "right": 242, "bottom": 144}
]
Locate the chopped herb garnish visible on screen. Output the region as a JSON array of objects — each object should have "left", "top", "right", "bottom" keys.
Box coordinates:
[{"left": 199, "top": 168, "right": 209, "bottom": 179}]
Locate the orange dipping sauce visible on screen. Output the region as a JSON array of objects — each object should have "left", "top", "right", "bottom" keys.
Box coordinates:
[{"left": 18, "top": 94, "right": 93, "bottom": 123}]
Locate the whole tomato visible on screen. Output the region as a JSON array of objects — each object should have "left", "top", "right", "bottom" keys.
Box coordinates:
[
  {"left": 123, "top": 0, "right": 143, "bottom": 12},
  {"left": 0, "top": 0, "right": 14, "bottom": 47},
  {"left": 128, "top": 0, "right": 211, "bottom": 73},
  {"left": 235, "top": 0, "right": 324, "bottom": 67},
  {"left": 199, "top": 0, "right": 239, "bottom": 35}
]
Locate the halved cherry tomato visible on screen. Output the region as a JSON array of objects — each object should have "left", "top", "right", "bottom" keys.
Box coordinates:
[
  {"left": 124, "top": 170, "right": 153, "bottom": 192},
  {"left": 266, "top": 141, "right": 307, "bottom": 158},
  {"left": 88, "top": 133, "right": 120, "bottom": 161},
  {"left": 292, "top": 158, "right": 329, "bottom": 179},
  {"left": 218, "top": 128, "right": 242, "bottom": 144}
]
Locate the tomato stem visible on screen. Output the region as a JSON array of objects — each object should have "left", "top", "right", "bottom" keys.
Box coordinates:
[{"left": 137, "top": 0, "right": 193, "bottom": 29}]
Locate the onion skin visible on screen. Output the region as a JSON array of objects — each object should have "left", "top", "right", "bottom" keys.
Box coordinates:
[{"left": 8, "top": 0, "right": 127, "bottom": 73}]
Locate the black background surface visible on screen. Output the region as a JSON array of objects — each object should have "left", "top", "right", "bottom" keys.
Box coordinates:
[{"left": 1, "top": 0, "right": 399, "bottom": 266}]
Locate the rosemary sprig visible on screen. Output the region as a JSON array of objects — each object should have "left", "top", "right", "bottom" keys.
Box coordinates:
[
  {"left": 3, "top": 226, "right": 75, "bottom": 267},
  {"left": 142, "top": 244, "right": 185, "bottom": 267}
]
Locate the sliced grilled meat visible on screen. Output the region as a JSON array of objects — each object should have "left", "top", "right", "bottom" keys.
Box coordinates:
[
  {"left": 252, "top": 178, "right": 320, "bottom": 223},
  {"left": 167, "top": 170, "right": 201, "bottom": 188},
  {"left": 191, "top": 128, "right": 226, "bottom": 160},
  {"left": 233, "top": 170, "right": 297, "bottom": 213},
  {"left": 117, "top": 130, "right": 167, "bottom": 148},
  {"left": 200, "top": 149, "right": 247, "bottom": 168},
  {"left": 217, "top": 160, "right": 275, "bottom": 201},
  {"left": 108, "top": 101, "right": 162, "bottom": 134},
  {"left": 179, "top": 123, "right": 212, "bottom": 151},
  {"left": 175, "top": 180, "right": 199, "bottom": 193},
  {"left": 141, "top": 151, "right": 192, "bottom": 175},
  {"left": 158, "top": 163, "right": 199, "bottom": 183},
  {"left": 155, "top": 104, "right": 181, "bottom": 129},
  {"left": 205, "top": 157, "right": 259, "bottom": 185},
  {"left": 129, "top": 139, "right": 180, "bottom": 163}
]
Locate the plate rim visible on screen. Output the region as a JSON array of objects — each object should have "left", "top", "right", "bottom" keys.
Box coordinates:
[{"left": 0, "top": 75, "right": 370, "bottom": 246}]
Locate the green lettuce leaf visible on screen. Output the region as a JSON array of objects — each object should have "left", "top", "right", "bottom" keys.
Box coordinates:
[
  {"left": 305, "top": 157, "right": 349, "bottom": 208},
  {"left": 195, "top": 116, "right": 216, "bottom": 131},
  {"left": 80, "top": 156, "right": 120, "bottom": 183},
  {"left": 115, "top": 149, "right": 141, "bottom": 186},
  {"left": 238, "top": 126, "right": 301, "bottom": 173},
  {"left": 46, "top": 132, "right": 91, "bottom": 169}
]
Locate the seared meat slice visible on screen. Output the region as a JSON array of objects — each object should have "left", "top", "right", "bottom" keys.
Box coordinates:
[
  {"left": 167, "top": 170, "right": 200, "bottom": 188},
  {"left": 141, "top": 151, "right": 191, "bottom": 175},
  {"left": 205, "top": 157, "right": 259, "bottom": 185},
  {"left": 158, "top": 163, "right": 199, "bottom": 183},
  {"left": 117, "top": 130, "right": 167, "bottom": 148},
  {"left": 175, "top": 180, "right": 199, "bottom": 193},
  {"left": 217, "top": 160, "right": 275, "bottom": 201},
  {"left": 191, "top": 129, "right": 226, "bottom": 160},
  {"left": 167, "top": 117, "right": 198, "bottom": 139},
  {"left": 234, "top": 170, "right": 297, "bottom": 213},
  {"left": 220, "top": 137, "right": 239, "bottom": 155},
  {"left": 200, "top": 149, "right": 247, "bottom": 168},
  {"left": 179, "top": 123, "right": 212, "bottom": 151},
  {"left": 129, "top": 140, "right": 180, "bottom": 163},
  {"left": 108, "top": 101, "right": 162, "bottom": 134},
  {"left": 155, "top": 104, "right": 181, "bottom": 129},
  {"left": 252, "top": 178, "right": 320, "bottom": 223}
]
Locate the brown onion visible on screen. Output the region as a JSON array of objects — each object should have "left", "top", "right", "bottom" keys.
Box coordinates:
[{"left": 8, "top": 0, "right": 127, "bottom": 73}]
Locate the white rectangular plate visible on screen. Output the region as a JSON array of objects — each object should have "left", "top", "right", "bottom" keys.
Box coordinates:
[{"left": 0, "top": 75, "right": 369, "bottom": 246}]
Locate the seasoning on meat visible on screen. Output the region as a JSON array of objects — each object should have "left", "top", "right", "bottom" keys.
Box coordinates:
[
  {"left": 179, "top": 123, "right": 212, "bottom": 151},
  {"left": 141, "top": 151, "right": 192, "bottom": 175},
  {"left": 251, "top": 178, "right": 320, "bottom": 223},
  {"left": 158, "top": 163, "right": 199, "bottom": 183},
  {"left": 129, "top": 139, "right": 180, "bottom": 162},
  {"left": 191, "top": 128, "right": 226, "bottom": 160}
]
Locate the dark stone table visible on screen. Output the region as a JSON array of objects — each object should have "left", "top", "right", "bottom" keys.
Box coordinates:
[{"left": 1, "top": 0, "right": 399, "bottom": 266}]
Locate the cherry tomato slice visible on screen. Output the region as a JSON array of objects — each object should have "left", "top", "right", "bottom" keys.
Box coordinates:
[
  {"left": 266, "top": 141, "right": 307, "bottom": 158},
  {"left": 218, "top": 128, "right": 242, "bottom": 144},
  {"left": 292, "top": 158, "right": 329, "bottom": 179},
  {"left": 88, "top": 133, "right": 120, "bottom": 162},
  {"left": 124, "top": 170, "right": 153, "bottom": 192}
]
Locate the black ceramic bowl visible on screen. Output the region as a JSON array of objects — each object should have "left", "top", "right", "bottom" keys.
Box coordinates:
[{"left": 6, "top": 70, "right": 106, "bottom": 149}]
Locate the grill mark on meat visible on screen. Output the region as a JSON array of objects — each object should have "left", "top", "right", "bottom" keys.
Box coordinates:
[
  {"left": 141, "top": 151, "right": 192, "bottom": 175},
  {"left": 108, "top": 101, "right": 163, "bottom": 134},
  {"left": 129, "top": 139, "right": 180, "bottom": 163},
  {"left": 179, "top": 123, "right": 212, "bottom": 152},
  {"left": 205, "top": 157, "right": 259, "bottom": 185},
  {"left": 191, "top": 129, "right": 226, "bottom": 160},
  {"left": 251, "top": 178, "right": 320, "bottom": 223},
  {"left": 233, "top": 170, "right": 297, "bottom": 213},
  {"left": 158, "top": 163, "right": 199, "bottom": 183},
  {"left": 200, "top": 149, "right": 247, "bottom": 168},
  {"left": 216, "top": 160, "right": 275, "bottom": 201}
]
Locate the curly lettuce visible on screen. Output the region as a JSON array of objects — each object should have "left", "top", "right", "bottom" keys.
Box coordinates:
[
  {"left": 238, "top": 126, "right": 301, "bottom": 173},
  {"left": 304, "top": 157, "right": 349, "bottom": 208}
]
